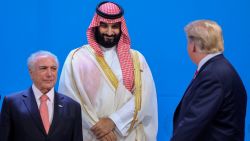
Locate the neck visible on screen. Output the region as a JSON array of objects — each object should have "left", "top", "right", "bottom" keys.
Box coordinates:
[
  {"left": 194, "top": 53, "right": 207, "bottom": 65},
  {"left": 100, "top": 45, "right": 117, "bottom": 52}
]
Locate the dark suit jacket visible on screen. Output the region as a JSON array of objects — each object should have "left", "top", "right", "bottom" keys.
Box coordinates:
[
  {"left": 0, "top": 88, "right": 83, "bottom": 141},
  {"left": 171, "top": 54, "right": 247, "bottom": 141}
]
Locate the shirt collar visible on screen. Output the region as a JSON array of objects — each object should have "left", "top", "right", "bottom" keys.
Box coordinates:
[
  {"left": 32, "top": 84, "right": 55, "bottom": 102},
  {"left": 197, "top": 52, "right": 222, "bottom": 71}
]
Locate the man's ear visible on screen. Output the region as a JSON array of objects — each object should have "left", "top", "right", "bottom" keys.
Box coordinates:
[
  {"left": 28, "top": 68, "right": 32, "bottom": 74},
  {"left": 190, "top": 42, "right": 196, "bottom": 52},
  {"left": 28, "top": 68, "right": 34, "bottom": 77}
]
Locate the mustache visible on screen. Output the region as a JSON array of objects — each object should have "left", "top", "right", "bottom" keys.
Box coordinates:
[
  {"left": 102, "top": 34, "right": 115, "bottom": 38},
  {"left": 94, "top": 27, "right": 121, "bottom": 48}
]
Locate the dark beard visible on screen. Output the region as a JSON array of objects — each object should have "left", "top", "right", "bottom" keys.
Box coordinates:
[{"left": 94, "top": 28, "right": 121, "bottom": 48}]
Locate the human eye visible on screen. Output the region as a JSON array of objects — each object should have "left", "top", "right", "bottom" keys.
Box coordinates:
[
  {"left": 112, "top": 23, "right": 120, "bottom": 29},
  {"left": 100, "top": 22, "right": 108, "bottom": 28},
  {"left": 39, "top": 66, "right": 47, "bottom": 71},
  {"left": 51, "top": 66, "right": 57, "bottom": 71}
]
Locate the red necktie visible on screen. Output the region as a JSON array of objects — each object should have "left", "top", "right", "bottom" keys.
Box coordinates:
[
  {"left": 39, "top": 95, "right": 50, "bottom": 134},
  {"left": 193, "top": 70, "right": 198, "bottom": 79}
]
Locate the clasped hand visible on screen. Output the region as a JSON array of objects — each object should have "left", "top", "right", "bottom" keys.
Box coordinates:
[{"left": 91, "top": 118, "right": 117, "bottom": 141}]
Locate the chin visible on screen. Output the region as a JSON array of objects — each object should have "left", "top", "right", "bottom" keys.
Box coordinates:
[{"left": 44, "top": 84, "right": 54, "bottom": 90}]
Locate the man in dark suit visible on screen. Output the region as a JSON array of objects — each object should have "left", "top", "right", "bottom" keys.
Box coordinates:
[
  {"left": 171, "top": 20, "right": 247, "bottom": 141},
  {"left": 0, "top": 95, "right": 2, "bottom": 118},
  {"left": 0, "top": 51, "right": 83, "bottom": 141}
]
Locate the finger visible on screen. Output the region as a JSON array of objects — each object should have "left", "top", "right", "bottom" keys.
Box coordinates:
[
  {"left": 100, "top": 135, "right": 108, "bottom": 141},
  {"left": 105, "top": 133, "right": 112, "bottom": 141},
  {"left": 91, "top": 124, "right": 102, "bottom": 135},
  {"left": 96, "top": 131, "right": 105, "bottom": 139},
  {"left": 96, "top": 128, "right": 110, "bottom": 138},
  {"left": 91, "top": 124, "right": 97, "bottom": 132},
  {"left": 91, "top": 121, "right": 102, "bottom": 131},
  {"left": 96, "top": 130, "right": 110, "bottom": 139},
  {"left": 110, "top": 131, "right": 117, "bottom": 141}
]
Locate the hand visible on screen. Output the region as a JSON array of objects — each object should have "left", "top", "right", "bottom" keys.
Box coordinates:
[
  {"left": 91, "top": 117, "right": 116, "bottom": 139},
  {"left": 99, "top": 131, "right": 117, "bottom": 141}
]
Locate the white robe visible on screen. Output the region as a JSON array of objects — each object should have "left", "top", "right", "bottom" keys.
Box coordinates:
[{"left": 58, "top": 45, "right": 158, "bottom": 141}]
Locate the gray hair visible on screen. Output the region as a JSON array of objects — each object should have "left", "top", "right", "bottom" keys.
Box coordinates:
[
  {"left": 185, "top": 19, "right": 224, "bottom": 54},
  {"left": 27, "top": 50, "right": 59, "bottom": 70}
]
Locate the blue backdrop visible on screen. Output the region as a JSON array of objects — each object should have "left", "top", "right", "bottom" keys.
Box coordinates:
[{"left": 0, "top": 0, "right": 249, "bottom": 140}]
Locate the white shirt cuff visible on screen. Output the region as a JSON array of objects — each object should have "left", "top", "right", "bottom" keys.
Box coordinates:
[{"left": 109, "top": 97, "right": 135, "bottom": 136}]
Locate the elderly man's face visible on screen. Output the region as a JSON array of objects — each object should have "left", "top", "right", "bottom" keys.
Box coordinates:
[
  {"left": 29, "top": 55, "right": 58, "bottom": 94},
  {"left": 95, "top": 22, "right": 121, "bottom": 48}
]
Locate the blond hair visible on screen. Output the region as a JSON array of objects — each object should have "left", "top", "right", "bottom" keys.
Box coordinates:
[{"left": 185, "top": 20, "right": 224, "bottom": 53}]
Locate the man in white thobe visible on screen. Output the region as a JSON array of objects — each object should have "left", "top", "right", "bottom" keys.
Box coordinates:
[{"left": 59, "top": 1, "right": 158, "bottom": 141}]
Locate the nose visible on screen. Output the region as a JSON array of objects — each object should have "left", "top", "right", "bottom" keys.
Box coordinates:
[
  {"left": 46, "top": 69, "right": 52, "bottom": 77},
  {"left": 107, "top": 26, "right": 113, "bottom": 36}
]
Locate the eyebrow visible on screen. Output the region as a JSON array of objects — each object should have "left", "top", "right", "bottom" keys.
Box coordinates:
[
  {"left": 38, "top": 65, "right": 57, "bottom": 68},
  {"left": 100, "top": 22, "right": 121, "bottom": 26}
]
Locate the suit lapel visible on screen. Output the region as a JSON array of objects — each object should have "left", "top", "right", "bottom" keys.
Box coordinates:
[
  {"left": 22, "top": 88, "right": 47, "bottom": 135},
  {"left": 48, "top": 92, "right": 65, "bottom": 135}
]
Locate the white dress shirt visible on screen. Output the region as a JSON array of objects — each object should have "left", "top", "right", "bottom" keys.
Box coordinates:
[
  {"left": 101, "top": 46, "right": 135, "bottom": 136},
  {"left": 32, "top": 84, "right": 54, "bottom": 123}
]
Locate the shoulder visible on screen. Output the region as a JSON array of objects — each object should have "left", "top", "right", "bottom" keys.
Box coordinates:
[
  {"left": 4, "top": 89, "right": 29, "bottom": 101},
  {"left": 66, "top": 44, "right": 93, "bottom": 61},
  {"left": 65, "top": 45, "right": 88, "bottom": 57},
  {"left": 130, "top": 49, "right": 153, "bottom": 70},
  {"left": 70, "top": 45, "right": 91, "bottom": 54},
  {"left": 62, "top": 45, "right": 90, "bottom": 65},
  {"left": 2, "top": 89, "right": 30, "bottom": 109},
  {"left": 199, "top": 55, "right": 242, "bottom": 87},
  {"left": 130, "top": 49, "right": 143, "bottom": 57},
  {"left": 130, "top": 49, "right": 147, "bottom": 62},
  {"left": 205, "top": 55, "right": 237, "bottom": 77},
  {"left": 56, "top": 92, "right": 81, "bottom": 107}
]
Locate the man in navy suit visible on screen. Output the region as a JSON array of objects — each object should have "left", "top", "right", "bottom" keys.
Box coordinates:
[
  {"left": 0, "top": 51, "right": 83, "bottom": 141},
  {"left": 171, "top": 20, "right": 247, "bottom": 141}
]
